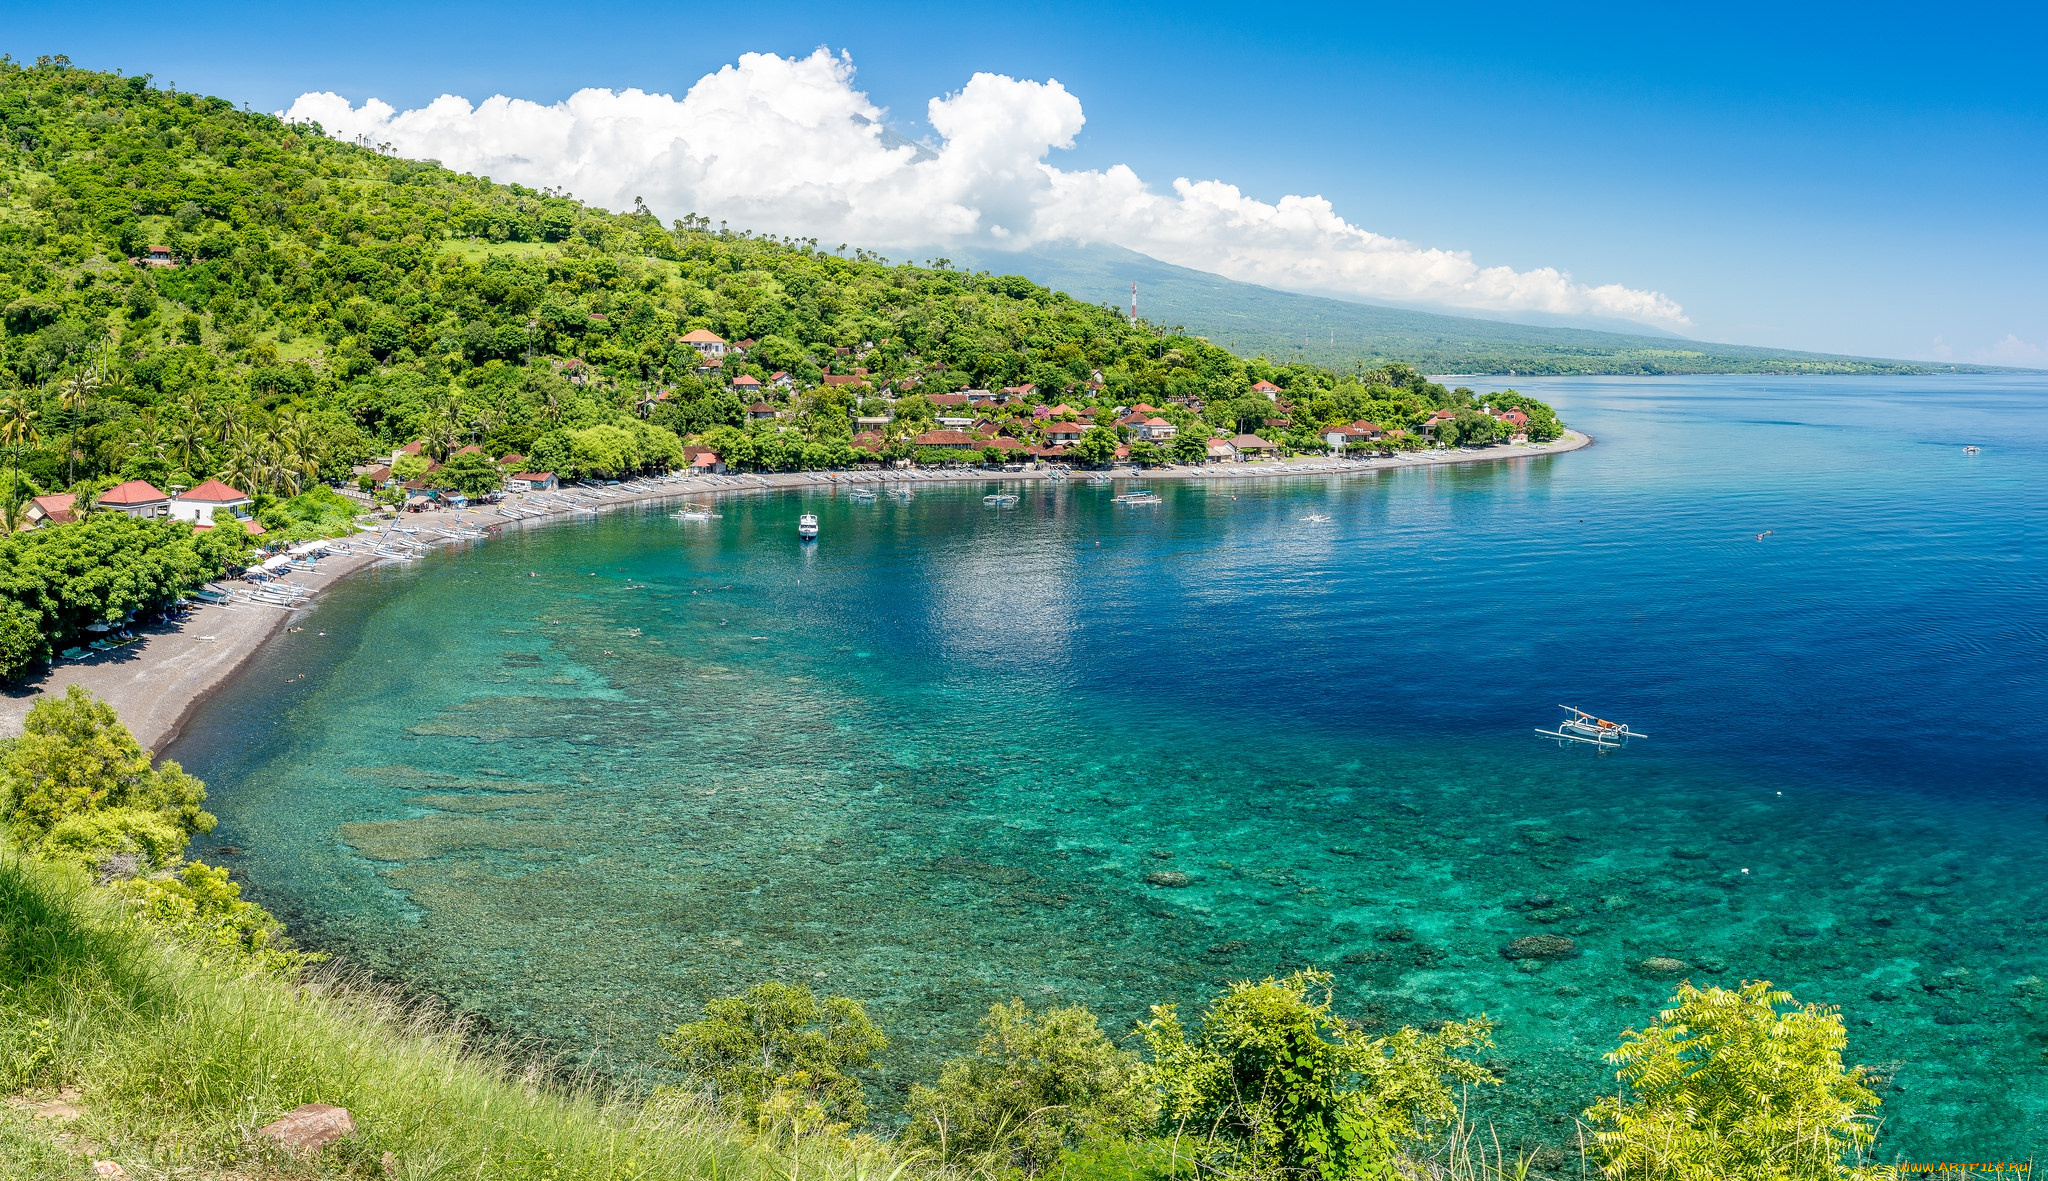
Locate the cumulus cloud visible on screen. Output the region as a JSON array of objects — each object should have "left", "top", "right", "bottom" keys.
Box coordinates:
[
  {"left": 1978, "top": 334, "right": 2044, "bottom": 366},
  {"left": 282, "top": 49, "right": 1688, "bottom": 329}
]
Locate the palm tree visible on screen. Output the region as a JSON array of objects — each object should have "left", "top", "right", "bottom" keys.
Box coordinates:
[
  {"left": 59, "top": 363, "right": 99, "bottom": 486},
  {"left": 221, "top": 428, "right": 263, "bottom": 496},
  {"left": 0, "top": 393, "right": 37, "bottom": 531},
  {"left": 170, "top": 416, "right": 208, "bottom": 477}
]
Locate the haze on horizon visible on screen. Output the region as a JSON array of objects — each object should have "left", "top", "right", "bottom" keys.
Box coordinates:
[{"left": 6, "top": 0, "right": 2040, "bottom": 366}]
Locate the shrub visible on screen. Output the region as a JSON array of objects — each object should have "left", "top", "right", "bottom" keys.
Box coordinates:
[
  {"left": 1582, "top": 980, "right": 1888, "bottom": 1180},
  {"left": 661, "top": 981, "right": 887, "bottom": 1134},
  {"left": 1138, "top": 970, "right": 1496, "bottom": 1181},
  {"left": 1, "top": 684, "right": 213, "bottom": 848},
  {"left": 903, "top": 1000, "right": 1156, "bottom": 1176}
]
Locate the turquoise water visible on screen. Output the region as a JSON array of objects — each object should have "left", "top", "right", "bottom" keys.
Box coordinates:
[{"left": 172, "top": 375, "right": 2048, "bottom": 1157}]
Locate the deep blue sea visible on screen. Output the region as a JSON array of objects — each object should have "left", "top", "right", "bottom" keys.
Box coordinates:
[{"left": 170, "top": 375, "right": 2048, "bottom": 1159}]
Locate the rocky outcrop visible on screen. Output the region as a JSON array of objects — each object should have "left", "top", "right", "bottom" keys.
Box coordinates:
[{"left": 257, "top": 1103, "right": 356, "bottom": 1153}]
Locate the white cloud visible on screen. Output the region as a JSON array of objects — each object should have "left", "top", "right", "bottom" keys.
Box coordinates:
[
  {"left": 282, "top": 49, "right": 1689, "bottom": 329},
  {"left": 1976, "top": 334, "right": 2044, "bottom": 366}
]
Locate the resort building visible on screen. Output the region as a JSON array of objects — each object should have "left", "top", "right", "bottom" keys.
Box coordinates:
[
  {"left": 681, "top": 328, "right": 728, "bottom": 357},
  {"left": 1043, "top": 422, "right": 1087, "bottom": 446},
  {"left": 99, "top": 480, "right": 173, "bottom": 518},
  {"left": 1133, "top": 417, "right": 1177, "bottom": 441},
  {"left": 1228, "top": 433, "right": 1277, "bottom": 459},
  {"left": 1205, "top": 438, "right": 1238, "bottom": 463},
  {"left": 169, "top": 478, "right": 252, "bottom": 523},
  {"left": 25, "top": 493, "right": 76, "bottom": 527},
  {"left": 508, "top": 472, "right": 559, "bottom": 492}
]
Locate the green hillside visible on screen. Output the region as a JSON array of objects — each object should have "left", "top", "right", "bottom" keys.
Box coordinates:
[
  {"left": 956, "top": 242, "right": 1985, "bottom": 376},
  {"left": 0, "top": 55, "right": 1553, "bottom": 506}
]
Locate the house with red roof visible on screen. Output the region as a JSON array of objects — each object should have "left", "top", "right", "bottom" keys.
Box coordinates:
[
  {"left": 912, "top": 429, "right": 982, "bottom": 448},
  {"left": 1043, "top": 421, "right": 1087, "bottom": 446},
  {"left": 1229, "top": 433, "right": 1277, "bottom": 458},
  {"left": 99, "top": 480, "right": 173, "bottom": 519},
  {"left": 747, "top": 402, "right": 779, "bottom": 421},
  {"left": 732, "top": 374, "right": 763, "bottom": 392},
  {"left": 823, "top": 374, "right": 866, "bottom": 388},
  {"left": 25, "top": 493, "right": 76, "bottom": 527},
  {"left": 1251, "top": 380, "right": 1283, "bottom": 401},
  {"left": 770, "top": 371, "right": 794, "bottom": 390},
  {"left": 1205, "top": 438, "right": 1238, "bottom": 463},
  {"left": 695, "top": 353, "right": 724, "bottom": 374},
  {"left": 926, "top": 392, "right": 969, "bottom": 409},
  {"left": 170, "top": 478, "right": 251, "bottom": 524},
  {"left": 508, "top": 472, "right": 559, "bottom": 492},
  {"left": 1133, "top": 417, "right": 1177, "bottom": 441}
]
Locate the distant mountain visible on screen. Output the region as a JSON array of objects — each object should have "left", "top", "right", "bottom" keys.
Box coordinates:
[{"left": 947, "top": 242, "right": 1982, "bottom": 376}]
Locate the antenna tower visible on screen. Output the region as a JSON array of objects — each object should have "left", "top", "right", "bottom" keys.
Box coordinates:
[{"left": 1129, "top": 282, "right": 1138, "bottom": 325}]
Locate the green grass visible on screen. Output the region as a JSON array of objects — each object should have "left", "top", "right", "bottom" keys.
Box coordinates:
[{"left": 0, "top": 852, "right": 920, "bottom": 1180}]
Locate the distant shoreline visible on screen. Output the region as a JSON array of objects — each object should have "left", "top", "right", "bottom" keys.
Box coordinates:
[{"left": 0, "top": 429, "right": 1589, "bottom": 756}]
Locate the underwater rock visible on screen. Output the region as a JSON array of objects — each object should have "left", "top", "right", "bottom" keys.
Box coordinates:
[
  {"left": 1636, "top": 956, "right": 1690, "bottom": 977},
  {"left": 1327, "top": 845, "right": 1360, "bottom": 858},
  {"left": 1342, "top": 950, "right": 1393, "bottom": 965},
  {"left": 1206, "top": 939, "right": 1247, "bottom": 957},
  {"left": 1148, "top": 848, "right": 1176, "bottom": 859},
  {"left": 1145, "top": 870, "right": 1191, "bottom": 888},
  {"left": 1671, "top": 846, "right": 1711, "bottom": 860},
  {"left": 1514, "top": 958, "right": 1548, "bottom": 974},
  {"left": 1693, "top": 955, "right": 1728, "bottom": 973},
  {"left": 1501, "top": 935, "right": 1578, "bottom": 961},
  {"left": 1869, "top": 988, "right": 1902, "bottom": 1002},
  {"left": 1377, "top": 926, "right": 1416, "bottom": 942},
  {"left": 1524, "top": 905, "right": 1578, "bottom": 924}
]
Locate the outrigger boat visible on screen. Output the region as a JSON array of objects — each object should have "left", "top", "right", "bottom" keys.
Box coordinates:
[
  {"left": 984, "top": 493, "right": 1019, "bottom": 506},
  {"left": 1536, "top": 705, "right": 1647, "bottom": 749}
]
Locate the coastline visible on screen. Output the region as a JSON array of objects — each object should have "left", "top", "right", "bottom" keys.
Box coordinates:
[{"left": 0, "top": 428, "right": 1588, "bottom": 755}]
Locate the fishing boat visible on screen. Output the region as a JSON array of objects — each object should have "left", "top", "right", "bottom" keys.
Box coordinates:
[
  {"left": 848, "top": 489, "right": 876, "bottom": 502},
  {"left": 798, "top": 513, "right": 819, "bottom": 540},
  {"left": 1964, "top": 445, "right": 1981, "bottom": 455},
  {"left": 984, "top": 493, "right": 1019, "bottom": 506},
  {"left": 1536, "top": 706, "right": 1647, "bottom": 749},
  {"left": 1300, "top": 514, "right": 1332, "bottom": 523},
  {"left": 1112, "top": 490, "right": 1162, "bottom": 505},
  {"left": 672, "top": 503, "right": 721, "bottom": 521}
]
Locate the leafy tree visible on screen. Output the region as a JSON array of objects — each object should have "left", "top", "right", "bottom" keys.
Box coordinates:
[
  {"left": 1072, "top": 425, "right": 1120, "bottom": 467},
  {"left": 1582, "top": 980, "right": 1888, "bottom": 1181},
  {"left": 1170, "top": 430, "right": 1211, "bottom": 464},
  {"left": 391, "top": 453, "right": 431, "bottom": 482},
  {"left": 436, "top": 450, "right": 503, "bottom": 498},
  {"left": 904, "top": 1000, "right": 1157, "bottom": 1177},
  {"left": 661, "top": 981, "right": 887, "bottom": 1133},
  {"left": 0, "top": 684, "right": 212, "bottom": 856},
  {"left": 1138, "top": 971, "right": 1496, "bottom": 1181}
]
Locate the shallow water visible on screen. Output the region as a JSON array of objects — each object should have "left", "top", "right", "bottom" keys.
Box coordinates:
[{"left": 172, "top": 375, "right": 2048, "bottom": 1156}]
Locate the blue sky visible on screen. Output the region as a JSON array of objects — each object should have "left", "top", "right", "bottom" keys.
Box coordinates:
[{"left": 7, "top": 0, "right": 2043, "bottom": 364}]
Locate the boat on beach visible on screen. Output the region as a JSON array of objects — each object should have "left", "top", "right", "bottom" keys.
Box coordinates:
[{"left": 798, "top": 513, "right": 819, "bottom": 540}]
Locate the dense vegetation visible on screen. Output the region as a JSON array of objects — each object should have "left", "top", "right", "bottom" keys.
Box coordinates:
[
  {"left": 0, "top": 55, "right": 1564, "bottom": 505},
  {"left": 1, "top": 692, "right": 1899, "bottom": 1179}
]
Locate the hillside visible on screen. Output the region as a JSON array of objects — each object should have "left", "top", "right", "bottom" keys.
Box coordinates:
[{"left": 954, "top": 242, "right": 1974, "bottom": 376}]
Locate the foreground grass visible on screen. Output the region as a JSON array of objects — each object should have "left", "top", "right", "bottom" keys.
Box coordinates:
[{"left": 0, "top": 852, "right": 917, "bottom": 1180}]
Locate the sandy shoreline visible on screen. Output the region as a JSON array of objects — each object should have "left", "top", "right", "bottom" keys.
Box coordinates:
[{"left": 0, "top": 429, "right": 1587, "bottom": 755}]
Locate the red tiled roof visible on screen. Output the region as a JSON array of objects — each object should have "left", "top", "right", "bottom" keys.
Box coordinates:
[
  {"left": 513, "top": 472, "right": 555, "bottom": 481},
  {"left": 99, "top": 479, "right": 170, "bottom": 506},
  {"left": 29, "top": 493, "right": 75, "bottom": 523},
  {"left": 732, "top": 374, "right": 762, "bottom": 387},
  {"left": 681, "top": 328, "right": 726, "bottom": 343},
  {"left": 823, "top": 374, "right": 864, "bottom": 386},
  {"left": 749, "top": 403, "right": 777, "bottom": 414},
  {"left": 1229, "top": 433, "right": 1275, "bottom": 449},
  {"left": 1251, "top": 380, "right": 1282, "bottom": 393},
  {"left": 913, "top": 430, "right": 982, "bottom": 447},
  {"left": 175, "top": 478, "right": 248, "bottom": 503},
  {"left": 926, "top": 393, "right": 969, "bottom": 406}
]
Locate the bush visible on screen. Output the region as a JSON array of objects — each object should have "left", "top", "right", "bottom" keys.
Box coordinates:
[
  {"left": 1, "top": 685, "right": 213, "bottom": 850},
  {"left": 1582, "top": 980, "right": 1888, "bottom": 1180},
  {"left": 904, "top": 999, "right": 1156, "bottom": 1177},
  {"left": 1138, "top": 970, "right": 1496, "bottom": 1181},
  {"left": 661, "top": 981, "right": 887, "bottom": 1134}
]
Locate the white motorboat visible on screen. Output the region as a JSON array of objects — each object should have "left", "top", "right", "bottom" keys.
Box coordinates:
[{"left": 798, "top": 513, "right": 819, "bottom": 540}]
